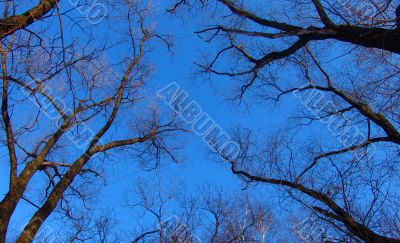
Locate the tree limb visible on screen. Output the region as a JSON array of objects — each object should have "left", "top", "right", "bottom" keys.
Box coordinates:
[{"left": 0, "top": 0, "right": 59, "bottom": 40}]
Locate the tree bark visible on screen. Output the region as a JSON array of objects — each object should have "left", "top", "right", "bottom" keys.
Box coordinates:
[{"left": 0, "top": 0, "right": 59, "bottom": 40}]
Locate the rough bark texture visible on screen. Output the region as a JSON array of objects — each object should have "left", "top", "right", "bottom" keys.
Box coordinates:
[{"left": 0, "top": 0, "right": 58, "bottom": 40}]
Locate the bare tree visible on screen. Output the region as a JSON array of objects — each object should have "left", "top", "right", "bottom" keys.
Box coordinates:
[
  {"left": 61, "top": 210, "right": 118, "bottom": 242},
  {"left": 0, "top": 1, "right": 184, "bottom": 242},
  {"left": 171, "top": 0, "right": 400, "bottom": 242},
  {"left": 130, "top": 181, "right": 277, "bottom": 243}
]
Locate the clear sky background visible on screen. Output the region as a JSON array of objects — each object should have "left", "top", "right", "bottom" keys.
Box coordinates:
[{"left": 0, "top": 1, "right": 329, "bottom": 241}]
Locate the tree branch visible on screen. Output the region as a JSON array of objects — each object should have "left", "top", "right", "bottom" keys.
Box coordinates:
[
  {"left": 311, "top": 0, "right": 334, "bottom": 27},
  {"left": 0, "top": 0, "right": 59, "bottom": 40}
]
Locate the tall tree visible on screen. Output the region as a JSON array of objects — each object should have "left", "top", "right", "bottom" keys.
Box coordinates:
[
  {"left": 0, "top": 1, "right": 183, "bottom": 242},
  {"left": 172, "top": 0, "right": 400, "bottom": 241}
]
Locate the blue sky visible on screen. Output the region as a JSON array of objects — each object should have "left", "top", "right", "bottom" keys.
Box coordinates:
[
  {"left": 0, "top": 0, "right": 326, "bottom": 240},
  {"left": 94, "top": 2, "right": 307, "bottom": 239}
]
